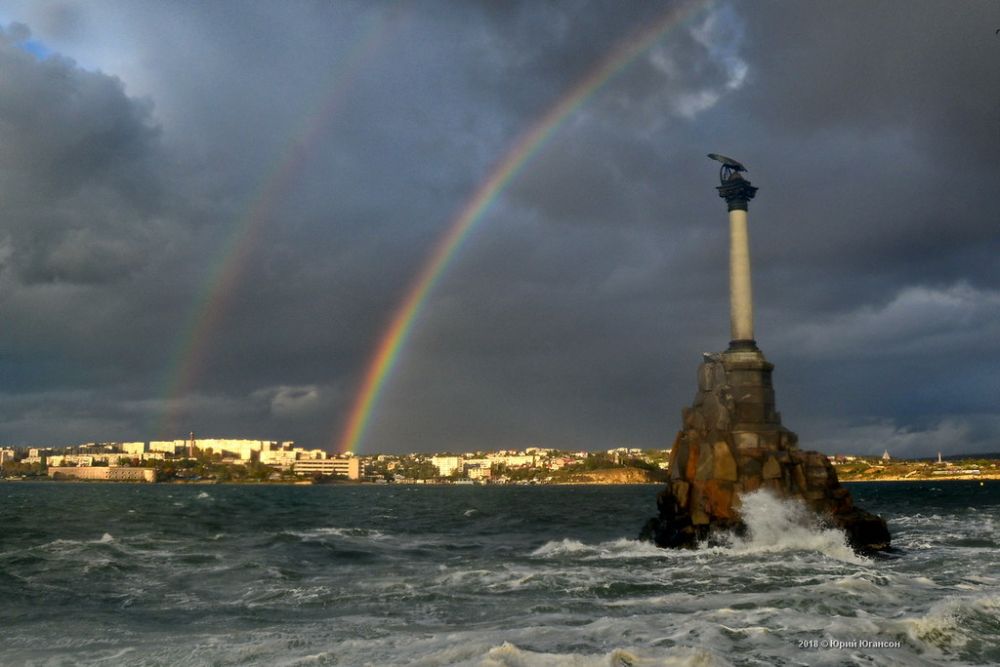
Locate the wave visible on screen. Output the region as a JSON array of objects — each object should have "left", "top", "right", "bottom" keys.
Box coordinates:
[
  {"left": 481, "top": 641, "right": 731, "bottom": 667},
  {"left": 285, "top": 526, "right": 387, "bottom": 541},
  {"left": 531, "top": 538, "right": 668, "bottom": 560},
  {"left": 533, "top": 492, "right": 862, "bottom": 564},
  {"left": 899, "top": 594, "right": 1000, "bottom": 658},
  {"left": 713, "top": 491, "right": 863, "bottom": 563}
]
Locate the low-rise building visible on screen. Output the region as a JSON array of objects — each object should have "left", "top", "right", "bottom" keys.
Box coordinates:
[
  {"left": 259, "top": 449, "right": 297, "bottom": 469},
  {"left": 293, "top": 457, "right": 360, "bottom": 480},
  {"left": 48, "top": 466, "right": 156, "bottom": 482},
  {"left": 46, "top": 455, "right": 94, "bottom": 467},
  {"left": 487, "top": 454, "right": 534, "bottom": 468},
  {"left": 466, "top": 463, "right": 492, "bottom": 481}
]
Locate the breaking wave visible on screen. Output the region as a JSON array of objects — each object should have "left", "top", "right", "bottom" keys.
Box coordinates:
[{"left": 715, "top": 490, "right": 862, "bottom": 562}]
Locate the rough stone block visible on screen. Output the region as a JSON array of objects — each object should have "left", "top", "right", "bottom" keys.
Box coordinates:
[
  {"left": 807, "top": 466, "right": 829, "bottom": 482},
  {"left": 690, "top": 481, "right": 708, "bottom": 525},
  {"left": 697, "top": 363, "right": 714, "bottom": 391},
  {"left": 672, "top": 480, "right": 690, "bottom": 508},
  {"left": 669, "top": 433, "right": 686, "bottom": 481},
  {"left": 733, "top": 431, "right": 758, "bottom": 450},
  {"left": 705, "top": 479, "right": 735, "bottom": 518},
  {"left": 793, "top": 464, "right": 807, "bottom": 492},
  {"left": 685, "top": 440, "right": 700, "bottom": 481},
  {"left": 696, "top": 443, "right": 715, "bottom": 481},
  {"left": 780, "top": 431, "right": 798, "bottom": 449},
  {"left": 736, "top": 403, "right": 767, "bottom": 423},
  {"left": 807, "top": 453, "right": 827, "bottom": 467},
  {"left": 739, "top": 456, "right": 762, "bottom": 478},
  {"left": 764, "top": 478, "right": 784, "bottom": 495},
  {"left": 712, "top": 441, "right": 738, "bottom": 481},
  {"left": 757, "top": 430, "right": 781, "bottom": 450},
  {"left": 762, "top": 456, "right": 782, "bottom": 479}
]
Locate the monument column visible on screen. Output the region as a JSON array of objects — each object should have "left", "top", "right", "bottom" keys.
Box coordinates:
[
  {"left": 637, "top": 154, "right": 890, "bottom": 555},
  {"left": 710, "top": 154, "right": 758, "bottom": 352}
]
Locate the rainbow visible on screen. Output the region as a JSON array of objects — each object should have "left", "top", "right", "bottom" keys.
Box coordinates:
[
  {"left": 335, "top": 0, "right": 710, "bottom": 453},
  {"left": 156, "top": 5, "right": 407, "bottom": 437}
]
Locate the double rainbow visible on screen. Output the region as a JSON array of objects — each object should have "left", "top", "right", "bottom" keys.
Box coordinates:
[
  {"left": 335, "top": 0, "right": 709, "bottom": 453},
  {"left": 155, "top": 5, "right": 406, "bottom": 437}
]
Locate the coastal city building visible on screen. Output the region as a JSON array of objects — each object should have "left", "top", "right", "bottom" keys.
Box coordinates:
[
  {"left": 5, "top": 436, "right": 989, "bottom": 487},
  {"left": 431, "top": 455, "right": 463, "bottom": 477},
  {"left": 122, "top": 442, "right": 148, "bottom": 455},
  {"left": 293, "top": 457, "right": 361, "bottom": 479},
  {"left": 48, "top": 466, "right": 157, "bottom": 482}
]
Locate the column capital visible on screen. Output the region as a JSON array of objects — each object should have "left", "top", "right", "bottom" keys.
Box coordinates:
[{"left": 717, "top": 177, "right": 758, "bottom": 211}]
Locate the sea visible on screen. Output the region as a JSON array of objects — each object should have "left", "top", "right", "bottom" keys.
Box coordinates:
[{"left": 1, "top": 481, "right": 997, "bottom": 666}]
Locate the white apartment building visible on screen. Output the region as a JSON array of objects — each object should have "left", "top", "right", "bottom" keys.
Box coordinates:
[
  {"left": 150, "top": 440, "right": 187, "bottom": 454},
  {"left": 194, "top": 439, "right": 272, "bottom": 461},
  {"left": 46, "top": 455, "right": 94, "bottom": 467},
  {"left": 431, "top": 456, "right": 463, "bottom": 477},
  {"left": 487, "top": 454, "right": 535, "bottom": 468},
  {"left": 259, "top": 449, "right": 299, "bottom": 470},
  {"left": 122, "top": 442, "right": 148, "bottom": 455},
  {"left": 0, "top": 448, "right": 15, "bottom": 465}
]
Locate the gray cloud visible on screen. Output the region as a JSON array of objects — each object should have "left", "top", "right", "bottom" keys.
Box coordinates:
[{"left": 0, "top": 1, "right": 996, "bottom": 456}]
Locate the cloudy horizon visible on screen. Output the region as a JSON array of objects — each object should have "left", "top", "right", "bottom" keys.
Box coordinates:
[{"left": 0, "top": 1, "right": 997, "bottom": 457}]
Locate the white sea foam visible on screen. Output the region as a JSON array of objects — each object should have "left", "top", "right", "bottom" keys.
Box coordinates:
[
  {"left": 286, "top": 526, "right": 387, "bottom": 541},
  {"left": 711, "top": 490, "right": 863, "bottom": 563},
  {"left": 481, "top": 641, "right": 730, "bottom": 667},
  {"left": 98, "top": 533, "right": 114, "bottom": 543},
  {"left": 533, "top": 492, "right": 862, "bottom": 564},
  {"left": 898, "top": 594, "right": 1000, "bottom": 652},
  {"left": 530, "top": 538, "right": 671, "bottom": 560},
  {"left": 196, "top": 491, "right": 211, "bottom": 499}
]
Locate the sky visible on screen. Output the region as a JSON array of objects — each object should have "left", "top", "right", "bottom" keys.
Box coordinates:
[{"left": 0, "top": 0, "right": 997, "bottom": 457}]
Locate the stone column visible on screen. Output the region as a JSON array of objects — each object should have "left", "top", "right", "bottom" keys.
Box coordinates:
[
  {"left": 717, "top": 174, "right": 758, "bottom": 351},
  {"left": 729, "top": 208, "right": 753, "bottom": 343}
]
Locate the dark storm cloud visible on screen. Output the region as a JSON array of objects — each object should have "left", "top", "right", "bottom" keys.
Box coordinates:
[{"left": 0, "top": 1, "right": 997, "bottom": 456}]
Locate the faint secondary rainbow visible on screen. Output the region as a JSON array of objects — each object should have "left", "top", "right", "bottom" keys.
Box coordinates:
[
  {"left": 156, "top": 5, "right": 406, "bottom": 438},
  {"left": 335, "top": 0, "right": 711, "bottom": 453}
]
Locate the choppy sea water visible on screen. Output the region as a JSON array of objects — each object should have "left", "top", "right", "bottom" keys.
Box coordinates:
[{"left": 1, "top": 481, "right": 998, "bottom": 666}]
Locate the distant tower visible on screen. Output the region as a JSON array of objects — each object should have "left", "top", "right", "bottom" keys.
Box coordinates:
[
  {"left": 882, "top": 449, "right": 891, "bottom": 462},
  {"left": 188, "top": 431, "right": 197, "bottom": 458},
  {"left": 938, "top": 451, "right": 943, "bottom": 464}
]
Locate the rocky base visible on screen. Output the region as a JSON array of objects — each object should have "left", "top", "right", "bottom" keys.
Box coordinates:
[
  {"left": 638, "top": 491, "right": 891, "bottom": 555},
  {"left": 640, "top": 348, "right": 891, "bottom": 555}
]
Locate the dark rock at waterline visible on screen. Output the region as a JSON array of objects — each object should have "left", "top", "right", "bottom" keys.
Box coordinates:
[{"left": 640, "top": 349, "right": 891, "bottom": 555}]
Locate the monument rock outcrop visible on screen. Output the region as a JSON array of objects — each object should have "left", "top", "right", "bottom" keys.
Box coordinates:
[{"left": 640, "top": 348, "right": 891, "bottom": 555}]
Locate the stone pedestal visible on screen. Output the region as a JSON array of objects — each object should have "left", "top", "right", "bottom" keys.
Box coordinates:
[{"left": 640, "top": 349, "right": 891, "bottom": 554}]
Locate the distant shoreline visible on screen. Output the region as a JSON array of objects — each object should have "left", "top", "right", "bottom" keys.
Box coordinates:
[
  {"left": 4, "top": 477, "right": 994, "bottom": 487},
  {"left": 841, "top": 475, "right": 998, "bottom": 483}
]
